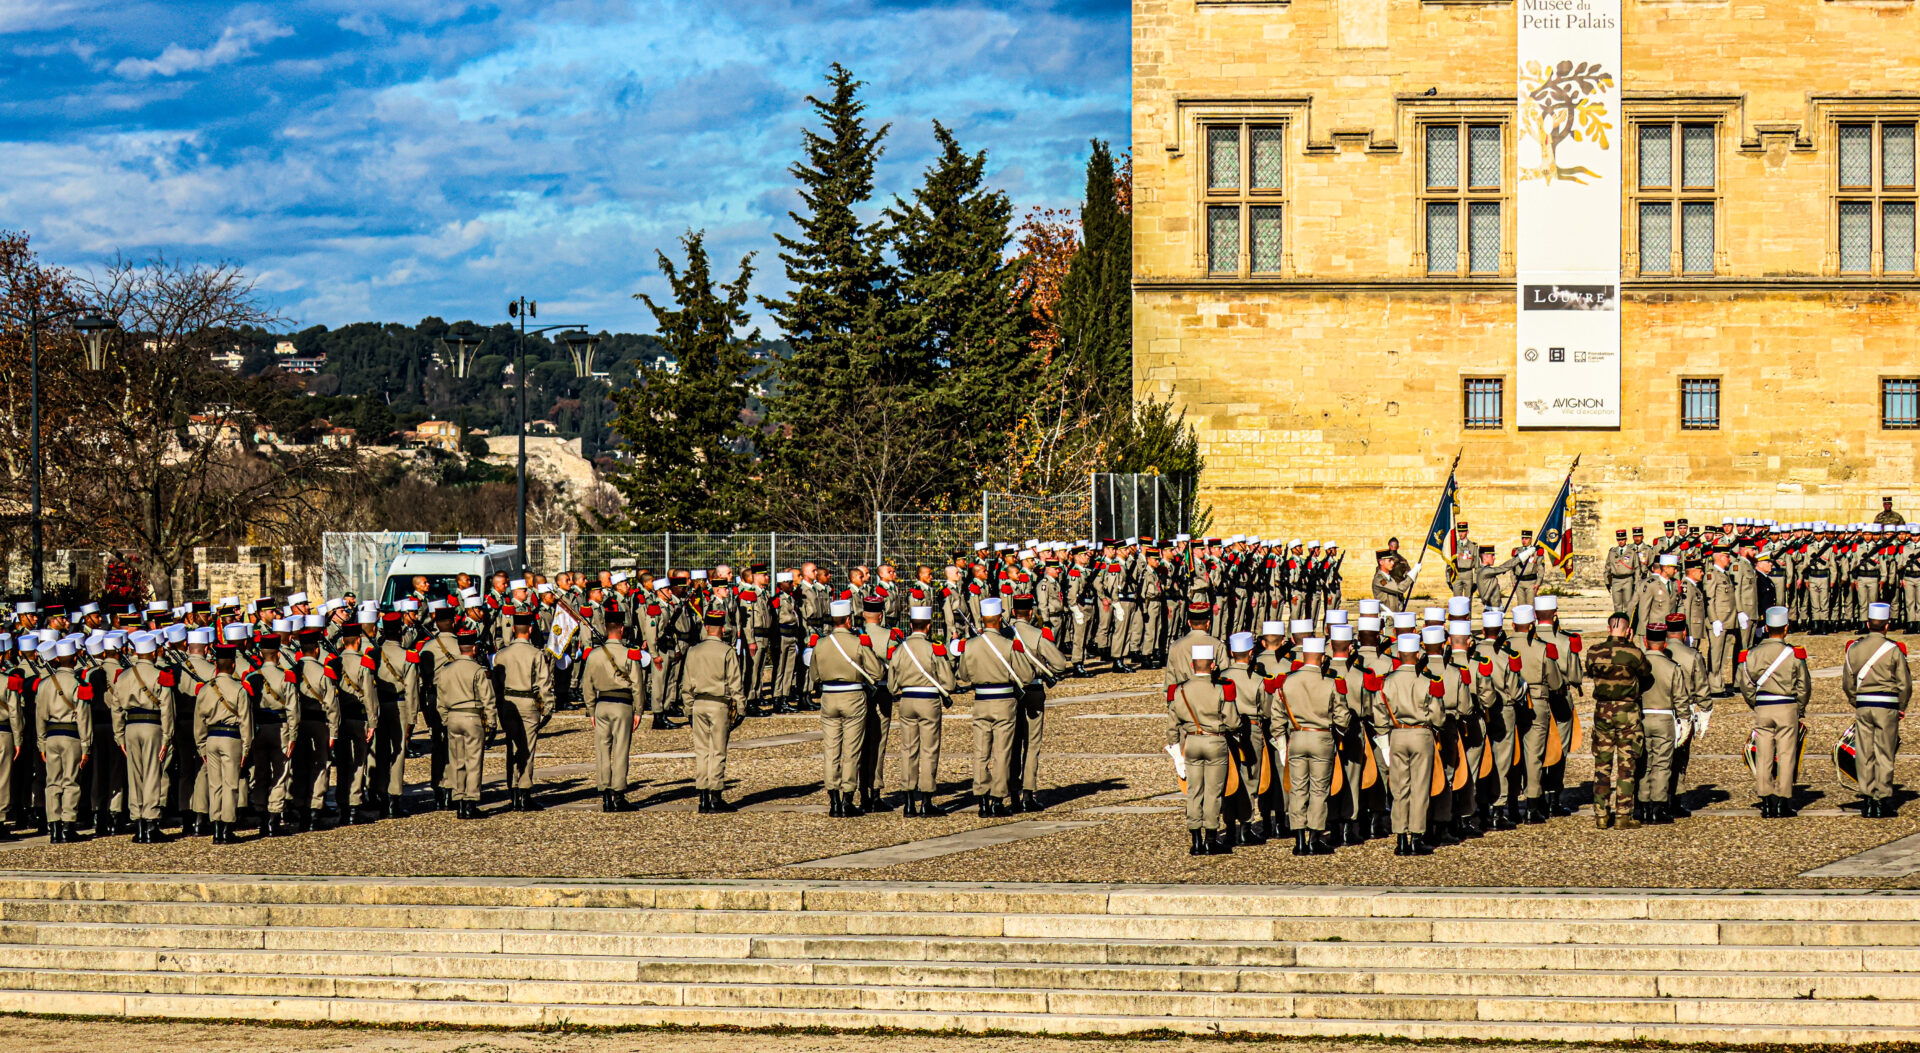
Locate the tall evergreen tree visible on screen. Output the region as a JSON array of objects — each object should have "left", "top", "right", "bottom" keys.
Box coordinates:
[
  {"left": 605, "top": 231, "right": 759, "bottom": 531},
  {"left": 887, "top": 121, "right": 1035, "bottom": 490},
  {"left": 1055, "top": 140, "right": 1132, "bottom": 416}
]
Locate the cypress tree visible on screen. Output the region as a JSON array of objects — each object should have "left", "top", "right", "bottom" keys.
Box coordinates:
[
  {"left": 1056, "top": 140, "right": 1132, "bottom": 416},
  {"left": 605, "top": 231, "right": 758, "bottom": 531}
]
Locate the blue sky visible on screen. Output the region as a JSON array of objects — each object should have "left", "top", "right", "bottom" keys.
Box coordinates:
[{"left": 0, "top": 0, "right": 1127, "bottom": 332}]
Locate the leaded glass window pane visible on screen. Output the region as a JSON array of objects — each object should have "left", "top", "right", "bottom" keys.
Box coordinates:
[
  {"left": 1207, "top": 126, "right": 1240, "bottom": 191},
  {"left": 1249, "top": 205, "right": 1283, "bottom": 272},
  {"left": 1840, "top": 201, "right": 1874, "bottom": 271},
  {"left": 1681, "top": 379, "right": 1720, "bottom": 430},
  {"left": 1468, "top": 202, "right": 1501, "bottom": 273},
  {"left": 1682, "top": 201, "right": 1715, "bottom": 273},
  {"left": 1887, "top": 379, "right": 1920, "bottom": 429},
  {"left": 1682, "top": 124, "right": 1715, "bottom": 188},
  {"left": 1464, "top": 379, "right": 1503, "bottom": 429},
  {"left": 1886, "top": 201, "right": 1917, "bottom": 274},
  {"left": 1884, "top": 124, "right": 1916, "bottom": 188},
  {"left": 1426, "top": 125, "right": 1459, "bottom": 189},
  {"left": 1639, "top": 202, "right": 1672, "bottom": 274},
  {"left": 1638, "top": 125, "right": 1671, "bottom": 189},
  {"left": 1251, "top": 127, "right": 1284, "bottom": 189},
  {"left": 1468, "top": 125, "right": 1501, "bottom": 188},
  {"left": 1207, "top": 205, "right": 1240, "bottom": 274},
  {"left": 1840, "top": 124, "right": 1874, "bottom": 187},
  {"left": 1426, "top": 202, "right": 1459, "bottom": 274}
]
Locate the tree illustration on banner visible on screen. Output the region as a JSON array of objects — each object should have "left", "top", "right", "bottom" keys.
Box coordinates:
[{"left": 1520, "top": 60, "right": 1614, "bottom": 184}]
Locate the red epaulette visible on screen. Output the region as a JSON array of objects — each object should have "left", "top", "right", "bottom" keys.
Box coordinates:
[
  {"left": 360, "top": 653, "right": 376, "bottom": 670},
  {"left": 647, "top": 604, "right": 661, "bottom": 617},
  {"left": 890, "top": 628, "right": 904, "bottom": 642},
  {"left": 1477, "top": 661, "right": 1492, "bottom": 677},
  {"left": 858, "top": 634, "right": 871, "bottom": 647},
  {"left": 405, "top": 649, "right": 420, "bottom": 664},
  {"left": 1737, "top": 650, "right": 1749, "bottom": 663},
  {"left": 911, "top": 588, "right": 925, "bottom": 601},
  {"left": 241, "top": 680, "right": 256, "bottom": 696},
  {"left": 3, "top": 674, "right": 21, "bottom": 693},
  {"left": 1362, "top": 672, "right": 1383, "bottom": 692},
  {"left": 1847, "top": 638, "right": 1858, "bottom": 650},
  {"left": 807, "top": 634, "right": 819, "bottom": 648},
  {"left": 486, "top": 596, "right": 501, "bottom": 609},
  {"left": 76, "top": 683, "right": 93, "bottom": 701},
  {"left": 112, "top": 668, "right": 126, "bottom": 683},
  {"left": 1011, "top": 639, "right": 1026, "bottom": 653},
  {"left": 740, "top": 590, "right": 757, "bottom": 603},
  {"left": 1901, "top": 641, "right": 1911, "bottom": 656},
  {"left": 1793, "top": 646, "right": 1808, "bottom": 660},
  {"left": 1068, "top": 568, "right": 1081, "bottom": 578},
  {"left": 1221, "top": 680, "right": 1237, "bottom": 702},
  {"left": 839, "top": 590, "right": 852, "bottom": 600},
  {"left": 323, "top": 663, "right": 340, "bottom": 680},
  {"left": 1428, "top": 678, "right": 1446, "bottom": 698},
  {"left": 1569, "top": 635, "right": 1583, "bottom": 654},
  {"left": 1166, "top": 684, "right": 1179, "bottom": 703},
  {"left": 1458, "top": 668, "right": 1471, "bottom": 685},
  {"left": 1263, "top": 674, "right": 1285, "bottom": 694},
  {"left": 1041, "top": 628, "right": 1055, "bottom": 643},
  {"left": 1544, "top": 643, "right": 1559, "bottom": 661},
  {"left": 874, "top": 587, "right": 888, "bottom": 600},
  {"left": 968, "top": 584, "right": 982, "bottom": 596},
  {"left": 954, "top": 639, "right": 966, "bottom": 654},
  {"left": 1509, "top": 656, "right": 1523, "bottom": 673},
  {"left": 1391, "top": 658, "right": 1403, "bottom": 670},
  {"left": 627, "top": 648, "right": 645, "bottom": 662},
  {"left": 1334, "top": 677, "right": 1348, "bottom": 694},
  {"left": 1290, "top": 659, "right": 1304, "bottom": 672},
  {"left": 932, "top": 644, "right": 947, "bottom": 658},
  {"left": 158, "top": 670, "right": 178, "bottom": 688}
]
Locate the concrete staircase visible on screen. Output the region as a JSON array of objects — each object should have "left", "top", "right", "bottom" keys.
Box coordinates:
[{"left": 0, "top": 874, "right": 1916, "bottom": 1042}]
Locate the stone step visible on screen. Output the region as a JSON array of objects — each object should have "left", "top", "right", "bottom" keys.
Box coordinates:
[
  {"left": 10, "top": 967, "right": 1920, "bottom": 1027},
  {"left": 2, "top": 947, "right": 1917, "bottom": 1001},
  {"left": 11, "top": 877, "right": 1920, "bottom": 923},
  {"left": 14, "top": 896, "right": 1920, "bottom": 944},
  {"left": 5, "top": 986, "right": 1920, "bottom": 1044}
]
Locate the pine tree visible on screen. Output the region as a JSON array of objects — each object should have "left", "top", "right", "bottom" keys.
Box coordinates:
[
  {"left": 605, "top": 231, "right": 759, "bottom": 531},
  {"left": 1055, "top": 140, "right": 1132, "bottom": 416},
  {"left": 887, "top": 122, "right": 1035, "bottom": 490}
]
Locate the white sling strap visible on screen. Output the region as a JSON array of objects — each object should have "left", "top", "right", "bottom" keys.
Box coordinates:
[
  {"left": 1756, "top": 645, "right": 1796, "bottom": 696},
  {"left": 1857, "top": 640, "right": 1900, "bottom": 686}
]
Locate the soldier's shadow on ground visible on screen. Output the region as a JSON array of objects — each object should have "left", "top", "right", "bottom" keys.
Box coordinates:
[
  {"left": 732, "top": 782, "right": 825, "bottom": 809},
  {"left": 927, "top": 777, "right": 1128, "bottom": 809}
]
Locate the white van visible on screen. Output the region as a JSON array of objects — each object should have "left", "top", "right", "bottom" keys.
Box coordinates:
[{"left": 378, "top": 540, "right": 522, "bottom": 606}]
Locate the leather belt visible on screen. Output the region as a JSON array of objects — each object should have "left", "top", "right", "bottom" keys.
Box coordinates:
[
  {"left": 207, "top": 727, "right": 240, "bottom": 738},
  {"left": 1857, "top": 699, "right": 1901, "bottom": 710},
  {"left": 45, "top": 721, "right": 78, "bottom": 736},
  {"left": 900, "top": 688, "right": 942, "bottom": 699},
  {"left": 593, "top": 694, "right": 633, "bottom": 706},
  {"left": 1755, "top": 694, "right": 1796, "bottom": 704}
]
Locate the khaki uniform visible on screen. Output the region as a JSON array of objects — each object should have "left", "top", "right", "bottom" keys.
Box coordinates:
[
  {"left": 1842, "top": 632, "right": 1912, "bottom": 801},
  {"left": 332, "top": 641, "right": 378, "bottom": 813},
  {"left": 888, "top": 632, "right": 955, "bottom": 793},
  {"left": 1370, "top": 569, "right": 1411, "bottom": 613},
  {"left": 1736, "top": 637, "right": 1812, "bottom": 800},
  {"left": 109, "top": 658, "right": 177, "bottom": 822},
  {"left": 493, "top": 639, "right": 554, "bottom": 791},
  {"left": 1375, "top": 665, "right": 1444, "bottom": 835},
  {"left": 1606, "top": 544, "right": 1639, "bottom": 616},
  {"left": 433, "top": 652, "right": 496, "bottom": 804},
  {"left": 1166, "top": 675, "right": 1243, "bottom": 834},
  {"left": 1009, "top": 620, "right": 1071, "bottom": 796},
  {"left": 1164, "top": 629, "right": 1227, "bottom": 688},
  {"left": 955, "top": 631, "right": 1037, "bottom": 803},
  {"left": 192, "top": 673, "right": 252, "bottom": 824},
  {"left": 1704, "top": 566, "right": 1738, "bottom": 687},
  {"left": 809, "top": 627, "right": 884, "bottom": 796},
  {"left": 1634, "top": 573, "right": 1676, "bottom": 636},
  {"left": 1509, "top": 633, "right": 1567, "bottom": 803},
  {"left": 372, "top": 638, "right": 419, "bottom": 804},
  {"left": 247, "top": 655, "right": 298, "bottom": 818},
  {"left": 1278, "top": 663, "right": 1352, "bottom": 833},
  {"left": 743, "top": 588, "right": 775, "bottom": 706},
  {"left": 35, "top": 668, "right": 93, "bottom": 824},
  {"left": 294, "top": 652, "right": 341, "bottom": 814},
  {"left": 580, "top": 642, "right": 644, "bottom": 793},
  {"left": 679, "top": 637, "right": 745, "bottom": 792},
  {"left": 1637, "top": 648, "right": 1691, "bottom": 805},
  {"left": 1473, "top": 640, "right": 1526, "bottom": 809},
  {"left": 1666, "top": 636, "right": 1710, "bottom": 798}
]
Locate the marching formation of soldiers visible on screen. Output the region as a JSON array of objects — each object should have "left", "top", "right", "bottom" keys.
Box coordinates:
[{"left": 0, "top": 505, "right": 1910, "bottom": 847}]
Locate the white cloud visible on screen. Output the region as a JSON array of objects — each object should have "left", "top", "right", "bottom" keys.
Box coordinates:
[{"left": 113, "top": 17, "right": 293, "bottom": 79}]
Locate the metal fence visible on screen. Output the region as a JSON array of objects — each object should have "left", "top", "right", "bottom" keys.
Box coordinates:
[{"left": 1091, "top": 473, "right": 1194, "bottom": 542}]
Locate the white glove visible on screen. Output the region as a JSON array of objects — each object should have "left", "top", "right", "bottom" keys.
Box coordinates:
[
  {"left": 1410, "top": 562, "right": 1424, "bottom": 578},
  {"left": 802, "top": 648, "right": 814, "bottom": 668},
  {"left": 1736, "top": 612, "right": 1750, "bottom": 631},
  {"left": 1165, "top": 743, "right": 1187, "bottom": 782},
  {"left": 1710, "top": 620, "right": 1724, "bottom": 637},
  {"left": 1694, "top": 709, "right": 1712, "bottom": 740}
]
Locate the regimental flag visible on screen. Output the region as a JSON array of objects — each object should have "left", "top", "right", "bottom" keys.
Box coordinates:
[
  {"left": 1533, "top": 456, "right": 1581, "bottom": 577},
  {"left": 1421, "top": 459, "right": 1462, "bottom": 585}
]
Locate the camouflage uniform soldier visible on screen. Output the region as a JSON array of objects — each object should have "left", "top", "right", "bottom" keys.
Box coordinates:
[{"left": 1583, "top": 612, "right": 1652, "bottom": 829}]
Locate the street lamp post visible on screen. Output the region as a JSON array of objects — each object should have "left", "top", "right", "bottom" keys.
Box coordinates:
[
  {"left": 500, "top": 300, "right": 599, "bottom": 569},
  {"left": 8, "top": 306, "right": 118, "bottom": 606}
]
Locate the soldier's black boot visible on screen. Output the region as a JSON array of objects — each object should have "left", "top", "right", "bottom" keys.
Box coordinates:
[
  {"left": 991, "top": 797, "right": 1014, "bottom": 817},
  {"left": 1372, "top": 810, "right": 1392, "bottom": 839},
  {"left": 709, "top": 792, "right": 735, "bottom": 813},
  {"left": 1240, "top": 818, "right": 1266, "bottom": 846},
  {"left": 1189, "top": 829, "right": 1207, "bottom": 855},
  {"left": 434, "top": 788, "right": 452, "bottom": 811},
  {"left": 696, "top": 791, "right": 712, "bottom": 814},
  {"left": 303, "top": 810, "right": 323, "bottom": 832},
  {"left": 46, "top": 822, "right": 61, "bottom": 845},
  {"left": 1208, "top": 828, "right": 1233, "bottom": 855},
  {"left": 1410, "top": 832, "right": 1434, "bottom": 855},
  {"left": 827, "top": 791, "right": 843, "bottom": 817},
  {"left": 1020, "top": 790, "right": 1043, "bottom": 813},
  {"left": 1884, "top": 798, "right": 1901, "bottom": 818},
  {"left": 1345, "top": 819, "right": 1367, "bottom": 845},
  {"left": 601, "top": 791, "right": 617, "bottom": 814},
  {"left": 901, "top": 793, "right": 920, "bottom": 818},
  {"left": 1669, "top": 795, "right": 1692, "bottom": 819},
  {"left": 1312, "top": 831, "right": 1336, "bottom": 855},
  {"left": 1527, "top": 799, "right": 1549, "bottom": 824},
  {"left": 149, "top": 819, "right": 169, "bottom": 844},
  {"left": 385, "top": 796, "right": 407, "bottom": 819},
  {"left": 869, "top": 789, "right": 894, "bottom": 813},
  {"left": 843, "top": 793, "right": 864, "bottom": 817},
  {"left": 1292, "top": 830, "right": 1311, "bottom": 856},
  {"left": 1778, "top": 795, "right": 1798, "bottom": 818},
  {"left": 1395, "top": 833, "right": 1411, "bottom": 856},
  {"left": 520, "top": 790, "right": 543, "bottom": 812},
  {"left": 1264, "top": 812, "right": 1285, "bottom": 840},
  {"left": 976, "top": 795, "right": 993, "bottom": 817}
]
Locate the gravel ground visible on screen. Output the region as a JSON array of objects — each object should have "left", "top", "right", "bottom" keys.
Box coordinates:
[
  {"left": 0, "top": 1019, "right": 1744, "bottom": 1053},
  {"left": 4, "top": 633, "right": 1919, "bottom": 887}
]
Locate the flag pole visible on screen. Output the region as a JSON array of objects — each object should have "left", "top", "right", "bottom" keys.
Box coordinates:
[
  {"left": 1503, "top": 455, "right": 1581, "bottom": 612},
  {"left": 1408, "top": 449, "right": 1464, "bottom": 591}
]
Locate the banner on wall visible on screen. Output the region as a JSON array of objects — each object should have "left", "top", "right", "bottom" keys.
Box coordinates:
[{"left": 1516, "top": 0, "right": 1621, "bottom": 428}]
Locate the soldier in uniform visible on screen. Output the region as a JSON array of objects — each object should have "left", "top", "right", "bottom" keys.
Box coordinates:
[
  {"left": 1450, "top": 522, "right": 1480, "bottom": 602},
  {"left": 681, "top": 609, "right": 745, "bottom": 813},
  {"left": 955, "top": 597, "right": 1035, "bottom": 817},
  {"left": 370, "top": 613, "right": 418, "bottom": 818},
  {"left": 1168, "top": 644, "right": 1240, "bottom": 855},
  {"left": 493, "top": 611, "right": 553, "bottom": 811},
  {"left": 580, "top": 621, "right": 644, "bottom": 812},
  {"left": 111, "top": 633, "right": 175, "bottom": 843},
  {"left": 1475, "top": 546, "right": 1506, "bottom": 611},
  {"left": 1737, "top": 606, "right": 1811, "bottom": 816},
  {"left": 810, "top": 598, "right": 882, "bottom": 817},
  {"left": 1635, "top": 554, "right": 1679, "bottom": 635},
  {"left": 194, "top": 629, "right": 253, "bottom": 844},
  {"left": 1371, "top": 551, "right": 1411, "bottom": 613},
  {"left": 332, "top": 610, "right": 378, "bottom": 824},
  {"left": 1064, "top": 549, "right": 1097, "bottom": 677},
  {"left": 1505, "top": 605, "right": 1567, "bottom": 822},
  {"left": 1378, "top": 634, "right": 1443, "bottom": 855},
  {"left": 773, "top": 572, "right": 807, "bottom": 712},
  {"left": 1214, "top": 631, "right": 1270, "bottom": 846},
  {"left": 245, "top": 621, "right": 297, "bottom": 835},
  {"left": 890, "top": 605, "right": 955, "bottom": 817},
  {"left": 1585, "top": 612, "right": 1652, "bottom": 829},
  {"left": 854, "top": 596, "right": 897, "bottom": 813},
  {"left": 1279, "top": 635, "right": 1350, "bottom": 855},
  {"left": 1534, "top": 595, "right": 1585, "bottom": 817},
  {"left": 1634, "top": 624, "right": 1691, "bottom": 824},
  {"left": 1843, "top": 602, "right": 1910, "bottom": 817},
  {"left": 1877, "top": 496, "right": 1906, "bottom": 527},
  {"left": 434, "top": 631, "right": 495, "bottom": 819},
  {"left": 35, "top": 639, "right": 91, "bottom": 843},
  {"left": 1606, "top": 530, "right": 1639, "bottom": 616},
  {"left": 1660, "top": 613, "right": 1709, "bottom": 816},
  {"left": 290, "top": 620, "right": 341, "bottom": 830},
  {"left": 1704, "top": 548, "right": 1739, "bottom": 694},
  {"left": 741, "top": 566, "right": 776, "bottom": 716}
]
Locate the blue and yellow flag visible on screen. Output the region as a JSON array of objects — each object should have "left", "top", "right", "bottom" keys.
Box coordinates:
[{"left": 1420, "top": 468, "right": 1461, "bottom": 583}]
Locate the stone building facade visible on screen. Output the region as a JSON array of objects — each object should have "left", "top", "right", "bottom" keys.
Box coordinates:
[{"left": 1133, "top": 0, "right": 1920, "bottom": 579}]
